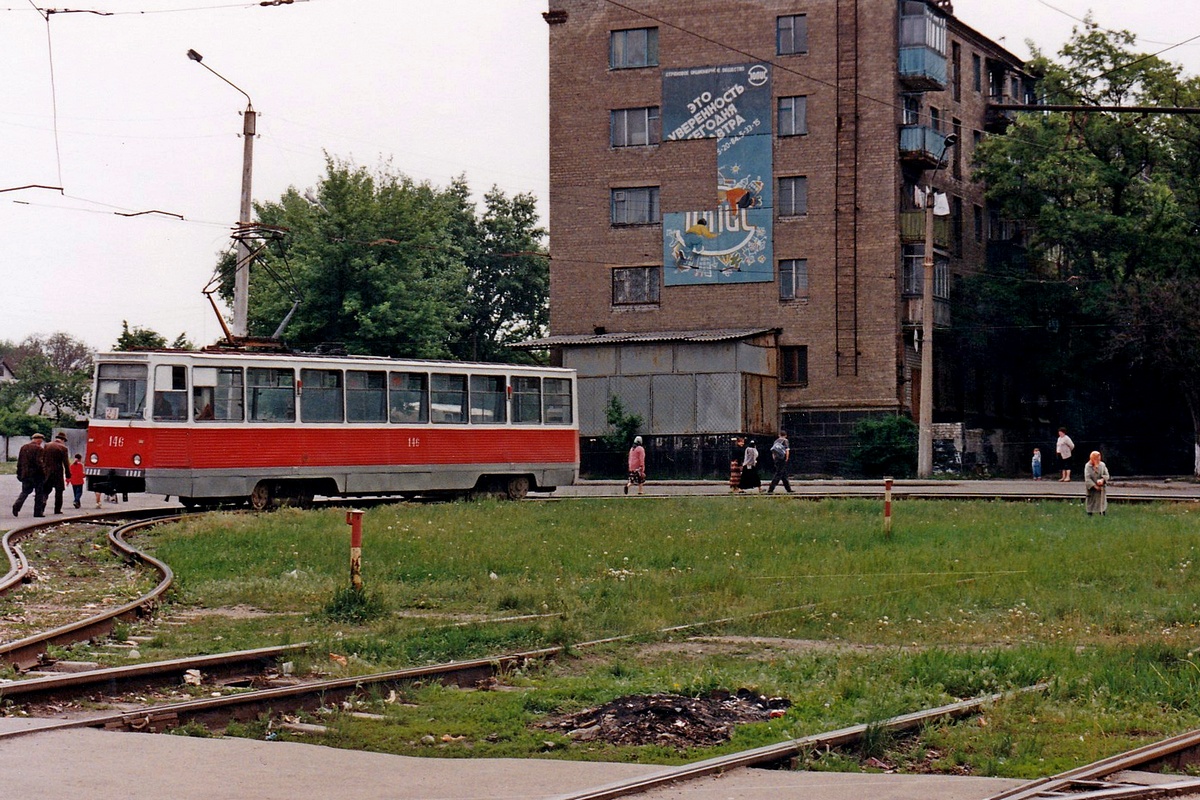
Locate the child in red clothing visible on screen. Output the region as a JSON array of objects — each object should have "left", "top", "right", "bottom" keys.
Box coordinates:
[{"left": 69, "top": 454, "right": 85, "bottom": 509}]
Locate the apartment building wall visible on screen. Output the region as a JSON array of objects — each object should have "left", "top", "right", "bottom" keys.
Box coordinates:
[{"left": 544, "top": 0, "right": 1029, "bottom": 473}]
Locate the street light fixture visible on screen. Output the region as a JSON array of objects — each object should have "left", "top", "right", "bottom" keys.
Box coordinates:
[
  {"left": 187, "top": 48, "right": 256, "bottom": 338},
  {"left": 917, "top": 131, "right": 957, "bottom": 479}
]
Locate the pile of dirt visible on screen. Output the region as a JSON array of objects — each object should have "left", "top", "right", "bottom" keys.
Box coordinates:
[{"left": 539, "top": 689, "right": 791, "bottom": 748}]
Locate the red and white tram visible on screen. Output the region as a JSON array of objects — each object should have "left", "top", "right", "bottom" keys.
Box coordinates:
[{"left": 85, "top": 350, "right": 579, "bottom": 508}]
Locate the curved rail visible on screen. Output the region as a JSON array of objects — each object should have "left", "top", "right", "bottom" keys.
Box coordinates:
[{"left": 0, "top": 512, "right": 183, "bottom": 671}]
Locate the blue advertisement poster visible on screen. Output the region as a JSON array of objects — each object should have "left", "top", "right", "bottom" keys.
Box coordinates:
[{"left": 661, "top": 63, "right": 773, "bottom": 286}]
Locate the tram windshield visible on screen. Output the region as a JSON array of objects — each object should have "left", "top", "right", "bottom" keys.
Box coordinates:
[{"left": 93, "top": 363, "right": 148, "bottom": 420}]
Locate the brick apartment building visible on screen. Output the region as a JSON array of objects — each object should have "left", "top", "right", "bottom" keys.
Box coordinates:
[{"left": 530, "top": 0, "right": 1031, "bottom": 476}]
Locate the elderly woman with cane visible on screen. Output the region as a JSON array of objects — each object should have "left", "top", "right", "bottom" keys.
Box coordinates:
[{"left": 1084, "top": 450, "right": 1110, "bottom": 516}]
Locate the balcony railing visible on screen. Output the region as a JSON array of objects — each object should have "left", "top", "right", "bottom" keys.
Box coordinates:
[
  {"left": 899, "top": 46, "right": 946, "bottom": 91},
  {"left": 899, "top": 125, "right": 951, "bottom": 167},
  {"left": 900, "top": 210, "right": 951, "bottom": 247}
]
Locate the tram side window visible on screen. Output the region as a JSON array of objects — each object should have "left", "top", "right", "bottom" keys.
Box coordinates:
[
  {"left": 430, "top": 373, "right": 467, "bottom": 424},
  {"left": 512, "top": 376, "right": 541, "bottom": 424},
  {"left": 544, "top": 378, "right": 573, "bottom": 424},
  {"left": 247, "top": 367, "right": 296, "bottom": 423},
  {"left": 94, "top": 363, "right": 148, "bottom": 420},
  {"left": 469, "top": 375, "right": 507, "bottom": 424},
  {"left": 347, "top": 370, "right": 387, "bottom": 423},
  {"left": 300, "top": 369, "right": 344, "bottom": 422},
  {"left": 152, "top": 365, "right": 188, "bottom": 421},
  {"left": 390, "top": 372, "right": 429, "bottom": 424},
  {"left": 193, "top": 367, "right": 244, "bottom": 421}
]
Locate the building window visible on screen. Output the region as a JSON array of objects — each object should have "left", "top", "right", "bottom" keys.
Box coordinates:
[
  {"left": 901, "top": 244, "right": 949, "bottom": 299},
  {"left": 611, "top": 107, "right": 661, "bottom": 147},
  {"left": 903, "top": 95, "right": 921, "bottom": 125},
  {"left": 951, "top": 42, "right": 961, "bottom": 101},
  {"left": 929, "top": 106, "right": 941, "bottom": 132},
  {"left": 779, "top": 259, "right": 808, "bottom": 301},
  {"left": 778, "top": 177, "right": 808, "bottom": 217},
  {"left": 611, "top": 187, "right": 660, "bottom": 225},
  {"left": 610, "top": 27, "right": 658, "bottom": 69},
  {"left": 972, "top": 53, "right": 981, "bottom": 92},
  {"left": 780, "top": 345, "right": 808, "bottom": 387},
  {"left": 612, "top": 266, "right": 661, "bottom": 305},
  {"left": 777, "top": 14, "right": 808, "bottom": 55},
  {"left": 777, "top": 96, "right": 808, "bottom": 136},
  {"left": 974, "top": 204, "right": 984, "bottom": 243}
]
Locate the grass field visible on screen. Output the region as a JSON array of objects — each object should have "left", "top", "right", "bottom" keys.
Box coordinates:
[{"left": 107, "top": 498, "right": 1200, "bottom": 774}]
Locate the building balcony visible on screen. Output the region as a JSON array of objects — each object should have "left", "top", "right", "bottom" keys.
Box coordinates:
[
  {"left": 899, "top": 46, "right": 946, "bottom": 91},
  {"left": 899, "top": 125, "right": 951, "bottom": 167},
  {"left": 900, "top": 210, "right": 951, "bottom": 247}
]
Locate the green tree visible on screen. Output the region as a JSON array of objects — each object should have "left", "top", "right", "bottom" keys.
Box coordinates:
[
  {"left": 114, "top": 321, "right": 167, "bottom": 351},
  {"left": 973, "top": 19, "right": 1200, "bottom": 473},
  {"left": 448, "top": 185, "right": 549, "bottom": 363},
  {"left": 227, "top": 157, "right": 470, "bottom": 358},
  {"left": 2, "top": 333, "right": 92, "bottom": 421},
  {"left": 847, "top": 416, "right": 917, "bottom": 478}
]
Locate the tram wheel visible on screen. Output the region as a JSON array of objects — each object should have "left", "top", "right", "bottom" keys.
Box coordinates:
[
  {"left": 249, "top": 483, "right": 274, "bottom": 512},
  {"left": 506, "top": 476, "right": 530, "bottom": 500}
]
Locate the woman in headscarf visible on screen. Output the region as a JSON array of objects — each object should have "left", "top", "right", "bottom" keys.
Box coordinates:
[{"left": 1083, "top": 450, "right": 1110, "bottom": 516}]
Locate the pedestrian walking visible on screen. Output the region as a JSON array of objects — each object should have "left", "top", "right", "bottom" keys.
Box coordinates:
[
  {"left": 624, "top": 435, "right": 646, "bottom": 496},
  {"left": 766, "top": 430, "right": 794, "bottom": 494},
  {"left": 1031, "top": 447, "right": 1042, "bottom": 481},
  {"left": 1084, "top": 450, "right": 1110, "bottom": 516},
  {"left": 12, "top": 432, "right": 47, "bottom": 517},
  {"left": 729, "top": 437, "right": 745, "bottom": 492},
  {"left": 69, "top": 453, "right": 86, "bottom": 509},
  {"left": 740, "top": 439, "right": 761, "bottom": 493},
  {"left": 1055, "top": 428, "right": 1075, "bottom": 482},
  {"left": 41, "top": 432, "right": 71, "bottom": 515}
]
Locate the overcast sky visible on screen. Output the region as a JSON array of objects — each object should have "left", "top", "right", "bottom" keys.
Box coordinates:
[{"left": 3, "top": 0, "right": 1199, "bottom": 352}]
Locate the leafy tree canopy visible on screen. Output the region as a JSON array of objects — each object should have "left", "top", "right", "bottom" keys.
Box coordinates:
[
  {"left": 0, "top": 333, "right": 92, "bottom": 422},
  {"left": 221, "top": 157, "right": 547, "bottom": 362}
]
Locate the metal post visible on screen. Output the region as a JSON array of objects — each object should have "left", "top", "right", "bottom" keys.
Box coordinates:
[
  {"left": 883, "top": 477, "right": 894, "bottom": 537},
  {"left": 916, "top": 133, "right": 956, "bottom": 479},
  {"left": 233, "top": 102, "right": 256, "bottom": 337},
  {"left": 346, "top": 509, "right": 364, "bottom": 591},
  {"left": 918, "top": 192, "right": 935, "bottom": 478}
]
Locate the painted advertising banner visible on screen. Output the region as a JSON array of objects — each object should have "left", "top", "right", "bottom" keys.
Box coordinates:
[{"left": 661, "top": 63, "right": 773, "bottom": 286}]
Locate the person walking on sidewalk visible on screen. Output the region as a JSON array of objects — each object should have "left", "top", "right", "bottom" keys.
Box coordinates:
[
  {"left": 624, "top": 436, "right": 646, "bottom": 496},
  {"left": 13, "top": 432, "right": 47, "bottom": 517},
  {"left": 41, "top": 432, "right": 71, "bottom": 515},
  {"left": 69, "top": 453, "right": 86, "bottom": 509},
  {"left": 766, "top": 431, "right": 794, "bottom": 494}
]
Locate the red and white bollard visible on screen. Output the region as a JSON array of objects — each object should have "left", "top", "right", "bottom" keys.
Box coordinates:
[
  {"left": 346, "top": 509, "right": 364, "bottom": 591},
  {"left": 883, "top": 477, "right": 894, "bottom": 537}
]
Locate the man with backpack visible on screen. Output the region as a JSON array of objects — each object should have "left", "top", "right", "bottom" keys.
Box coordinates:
[{"left": 767, "top": 430, "right": 794, "bottom": 494}]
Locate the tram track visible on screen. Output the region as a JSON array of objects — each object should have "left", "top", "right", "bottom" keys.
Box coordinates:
[
  {"left": 0, "top": 511, "right": 183, "bottom": 671},
  {"left": 7, "top": 493, "right": 1200, "bottom": 800}
]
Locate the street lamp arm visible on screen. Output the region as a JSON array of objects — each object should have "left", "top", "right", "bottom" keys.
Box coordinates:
[{"left": 186, "top": 49, "right": 253, "bottom": 108}]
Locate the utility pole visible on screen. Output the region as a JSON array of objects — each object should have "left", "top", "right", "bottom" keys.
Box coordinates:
[
  {"left": 918, "top": 132, "right": 957, "bottom": 479},
  {"left": 188, "top": 49, "right": 256, "bottom": 337},
  {"left": 235, "top": 102, "right": 256, "bottom": 337}
]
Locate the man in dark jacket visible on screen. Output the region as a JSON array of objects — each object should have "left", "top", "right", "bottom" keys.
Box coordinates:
[
  {"left": 13, "top": 432, "right": 46, "bottom": 517},
  {"left": 41, "top": 432, "right": 72, "bottom": 515}
]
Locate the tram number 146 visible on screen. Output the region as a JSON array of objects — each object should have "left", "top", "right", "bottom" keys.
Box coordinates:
[
  {"left": 407, "top": 437, "right": 420, "bottom": 448},
  {"left": 108, "top": 435, "right": 126, "bottom": 448}
]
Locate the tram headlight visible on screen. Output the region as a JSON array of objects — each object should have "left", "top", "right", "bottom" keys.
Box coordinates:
[
  {"left": 132, "top": 454, "right": 142, "bottom": 466},
  {"left": 89, "top": 453, "right": 99, "bottom": 465}
]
